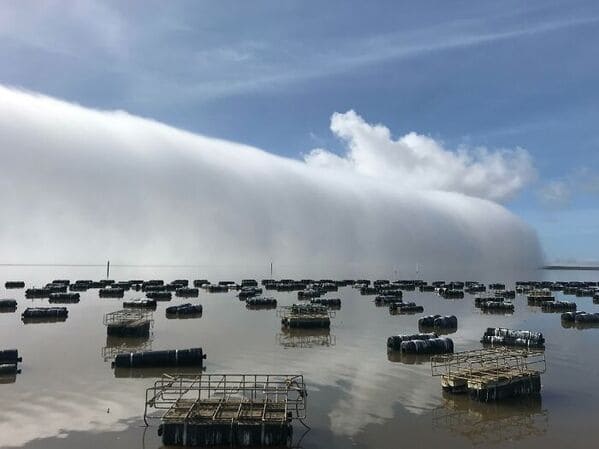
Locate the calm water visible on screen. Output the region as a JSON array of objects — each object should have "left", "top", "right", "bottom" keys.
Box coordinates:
[{"left": 1, "top": 266, "right": 598, "bottom": 448}]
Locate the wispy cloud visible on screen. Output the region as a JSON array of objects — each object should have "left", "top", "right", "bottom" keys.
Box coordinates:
[
  {"left": 2, "top": 1, "right": 597, "bottom": 104},
  {"left": 537, "top": 180, "right": 572, "bottom": 207},
  {"left": 537, "top": 167, "right": 599, "bottom": 208},
  {"left": 137, "top": 15, "right": 599, "bottom": 103}
]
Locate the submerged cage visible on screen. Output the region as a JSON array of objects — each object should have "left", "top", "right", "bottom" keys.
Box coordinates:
[{"left": 144, "top": 373, "right": 307, "bottom": 447}]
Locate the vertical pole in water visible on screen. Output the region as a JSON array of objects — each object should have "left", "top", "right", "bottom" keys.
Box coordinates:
[
  {"left": 107, "top": 260, "right": 110, "bottom": 279},
  {"left": 270, "top": 261, "right": 273, "bottom": 278}
]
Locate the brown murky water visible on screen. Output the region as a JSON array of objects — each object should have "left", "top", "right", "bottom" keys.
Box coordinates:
[{"left": 1, "top": 266, "right": 598, "bottom": 448}]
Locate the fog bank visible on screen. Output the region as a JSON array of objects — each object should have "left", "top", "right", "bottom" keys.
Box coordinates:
[{"left": 0, "top": 86, "right": 543, "bottom": 277}]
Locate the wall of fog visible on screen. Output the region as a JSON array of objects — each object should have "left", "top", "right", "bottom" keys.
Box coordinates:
[{"left": 0, "top": 86, "right": 542, "bottom": 278}]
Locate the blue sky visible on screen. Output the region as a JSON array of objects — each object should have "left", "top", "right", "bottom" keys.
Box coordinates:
[{"left": 1, "top": 0, "right": 597, "bottom": 262}]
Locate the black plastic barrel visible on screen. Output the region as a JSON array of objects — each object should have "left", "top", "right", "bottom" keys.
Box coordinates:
[
  {"left": 25, "top": 288, "right": 52, "bottom": 298},
  {"left": 481, "top": 327, "right": 545, "bottom": 348},
  {"left": 541, "top": 301, "right": 576, "bottom": 312},
  {"left": 480, "top": 301, "right": 514, "bottom": 311},
  {"left": 0, "top": 364, "right": 20, "bottom": 375},
  {"left": 48, "top": 292, "right": 80, "bottom": 303},
  {"left": 112, "top": 348, "right": 205, "bottom": 368},
  {"left": 175, "top": 287, "right": 199, "bottom": 297},
  {"left": 389, "top": 302, "right": 424, "bottom": 313},
  {"left": 387, "top": 333, "right": 437, "bottom": 350},
  {"left": 418, "top": 315, "right": 458, "bottom": 329},
  {"left": 0, "top": 349, "right": 22, "bottom": 364},
  {"left": 574, "top": 312, "right": 599, "bottom": 323},
  {"left": 0, "top": 299, "right": 17, "bottom": 309},
  {"left": 561, "top": 311, "right": 576, "bottom": 322},
  {"left": 5, "top": 281, "right": 25, "bottom": 289},
  {"left": 22, "top": 307, "right": 68, "bottom": 318},
  {"left": 165, "top": 303, "right": 203, "bottom": 315},
  {"left": 99, "top": 288, "right": 124, "bottom": 298},
  {"left": 246, "top": 298, "right": 277, "bottom": 306},
  {"left": 400, "top": 337, "right": 454, "bottom": 354},
  {"left": 123, "top": 299, "right": 157, "bottom": 309},
  {"left": 147, "top": 291, "right": 172, "bottom": 301}
]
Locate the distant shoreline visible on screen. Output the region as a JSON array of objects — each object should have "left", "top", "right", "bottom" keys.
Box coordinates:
[{"left": 543, "top": 265, "right": 599, "bottom": 271}]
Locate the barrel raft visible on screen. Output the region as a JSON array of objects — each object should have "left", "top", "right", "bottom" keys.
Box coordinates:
[{"left": 113, "top": 348, "right": 205, "bottom": 369}]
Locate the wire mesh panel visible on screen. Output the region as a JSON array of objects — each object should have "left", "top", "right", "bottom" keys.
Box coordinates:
[
  {"left": 103, "top": 309, "right": 153, "bottom": 326},
  {"left": 144, "top": 374, "right": 307, "bottom": 425},
  {"left": 431, "top": 347, "right": 546, "bottom": 401},
  {"left": 431, "top": 347, "right": 546, "bottom": 382},
  {"left": 277, "top": 305, "right": 336, "bottom": 319}
]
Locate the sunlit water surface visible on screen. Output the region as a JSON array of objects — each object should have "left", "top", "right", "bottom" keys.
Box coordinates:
[{"left": 0, "top": 266, "right": 598, "bottom": 448}]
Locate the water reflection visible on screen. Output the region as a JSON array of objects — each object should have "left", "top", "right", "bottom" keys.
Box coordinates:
[
  {"left": 478, "top": 309, "right": 514, "bottom": 316},
  {"left": 102, "top": 335, "right": 153, "bottom": 362},
  {"left": 21, "top": 316, "right": 68, "bottom": 324},
  {"left": 386, "top": 351, "right": 429, "bottom": 365},
  {"left": 164, "top": 312, "right": 203, "bottom": 320},
  {"left": 418, "top": 324, "right": 457, "bottom": 335},
  {"left": 278, "top": 328, "right": 336, "bottom": 348},
  {"left": 113, "top": 366, "right": 205, "bottom": 379},
  {"left": 432, "top": 393, "right": 548, "bottom": 445},
  {"left": 0, "top": 308, "right": 17, "bottom": 314},
  {"left": 561, "top": 321, "right": 599, "bottom": 330},
  {"left": 388, "top": 308, "right": 421, "bottom": 316},
  {"left": 0, "top": 374, "right": 18, "bottom": 384}
]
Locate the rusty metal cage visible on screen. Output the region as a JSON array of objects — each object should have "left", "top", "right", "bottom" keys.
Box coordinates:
[
  {"left": 277, "top": 305, "right": 336, "bottom": 319},
  {"left": 103, "top": 309, "right": 153, "bottom": 327},
  {"left": 431, "top": 347, "right": 546, "bottom": 386},
  {"left": 144, "top": 373, "right": 307, "bottom": 426}
]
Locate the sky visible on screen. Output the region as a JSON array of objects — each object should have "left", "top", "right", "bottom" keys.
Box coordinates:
[{"left": 0, "top": 0, "right": 597, "bottom": 264}]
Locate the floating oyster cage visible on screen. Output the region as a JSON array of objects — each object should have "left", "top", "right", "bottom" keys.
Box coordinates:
[
  {"left": 103, "top": 309, "right": 154, "bottom": 337},
  {"left": 144, "top": 373, "right": 307, "bottom": 446},
  {"left": 431, "top": 347, "right": 546, "bottom": 401}
]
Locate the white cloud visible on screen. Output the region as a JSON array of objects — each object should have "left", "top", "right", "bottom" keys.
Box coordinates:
[
  {"left": 305, "top": 110, "right": 535, "bottom": 202},
  {"left": 0, "top": 86, "right": 542, "bottom": 274}
]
